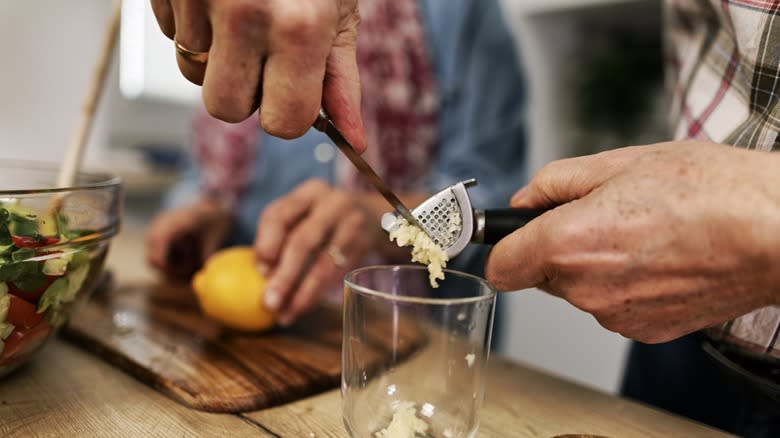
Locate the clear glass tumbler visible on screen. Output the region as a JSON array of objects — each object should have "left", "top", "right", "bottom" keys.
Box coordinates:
[{"left": 342, "top": 265, "right": 497, "bottom": 438}]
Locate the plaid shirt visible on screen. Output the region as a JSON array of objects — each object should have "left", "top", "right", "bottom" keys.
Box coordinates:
[{"left": 665, "top": 0, "right": 780, "bottom": 359}]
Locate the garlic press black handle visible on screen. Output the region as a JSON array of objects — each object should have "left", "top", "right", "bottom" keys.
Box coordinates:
[{"left": 476, "top": 208, "right": 547, "bottom": 244}]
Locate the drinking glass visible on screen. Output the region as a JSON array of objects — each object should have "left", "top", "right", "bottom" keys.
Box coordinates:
[{"left": 342, "top": 265, "right": 496, "bottom": 438}]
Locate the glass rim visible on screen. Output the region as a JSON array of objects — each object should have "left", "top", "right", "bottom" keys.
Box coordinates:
[
  {"left": 344, "top": 264, "right": 497, "bottom": 305},
  {"left": 0, "top": 160, "right": 121, "bottom": 195}
]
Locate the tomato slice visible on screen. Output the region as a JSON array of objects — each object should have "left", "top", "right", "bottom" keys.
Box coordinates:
[
  {"left": 8, "top": 276, "right": 57, "bottom": 303},
  {"left": 0, "top": 320, "right": 52, "bottom": 365},
  {"left": 5, "top": 294, "right": 44, "bottom": 329},
  {"left": 11, "top": 235, "right": 60, "bottom": 248}
]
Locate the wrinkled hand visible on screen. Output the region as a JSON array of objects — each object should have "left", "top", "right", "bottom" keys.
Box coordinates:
[
  {"left": 255, "top": 179, "right": 375, "bottom": 325},
  {"left": 485, "top": 141, "right": 780, "bottom": 343},
  {"left": 150, "top": 0, "right": 366, "bottom": 151},
  {"left": 146, "top": 198, "right": 233, "bottom": 281}
]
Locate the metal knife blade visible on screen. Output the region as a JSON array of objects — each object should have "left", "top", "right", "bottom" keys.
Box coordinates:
[{"left": 312, "top": 109, "right": 424, "bottom": 230}]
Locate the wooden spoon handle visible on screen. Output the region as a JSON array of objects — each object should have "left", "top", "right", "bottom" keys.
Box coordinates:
[{"left": 56, "top": 0, "right": 121, "bottom": 188}]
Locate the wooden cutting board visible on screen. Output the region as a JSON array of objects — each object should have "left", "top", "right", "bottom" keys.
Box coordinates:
[{"left": 61, "top": 273, "right": 422, "bottom": 413}]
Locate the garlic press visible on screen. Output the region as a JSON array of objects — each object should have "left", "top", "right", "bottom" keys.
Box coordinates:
[{"left": 380, "top": 179, "right": 546, "bottom": 259}]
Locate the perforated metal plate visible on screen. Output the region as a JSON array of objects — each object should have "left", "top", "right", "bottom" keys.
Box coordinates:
[
  {"left": 381, "top": 179, "right": 477, "bottom": 259},
  {"left": 415, "top": 192, "right": 462, "bottom": 248}
]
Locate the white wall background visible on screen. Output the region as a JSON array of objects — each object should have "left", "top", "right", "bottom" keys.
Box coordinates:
[
  {"left": 0, "top": 0, "right": 194, "bottom": 168},
  {"left": 0, "top": 0, "right": 645, "bottom": 395}
]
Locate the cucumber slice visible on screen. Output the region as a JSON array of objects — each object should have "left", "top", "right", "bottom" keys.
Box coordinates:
[
  {"left": 0, "top": 322, "right": 13, "bottom": 340},
  {"left": 43, "top": 258, "right": 69, "bottom": 276},
  {"left": 0, "top": 294, "right": 8, "bottom": 323}
]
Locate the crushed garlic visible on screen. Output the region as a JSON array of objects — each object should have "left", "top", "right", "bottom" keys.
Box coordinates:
[
  {"left": 389, "top": 219, "right": 449, "bottom": 287},
  {"left": 374, "top": 401, "right": 429, "bottom": 438}
]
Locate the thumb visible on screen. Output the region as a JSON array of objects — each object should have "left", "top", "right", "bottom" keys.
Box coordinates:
[
  {"left": 510, "top": 149, "right": 633, "bottom": 209},
  {"left": 322, "top": 27, "right": 367, "bottom": 153},
  {"left": 484, "top": 214, "right": 552, "bottom": 292}
]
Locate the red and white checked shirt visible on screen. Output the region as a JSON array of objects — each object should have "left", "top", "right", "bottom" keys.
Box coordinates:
[{"left": 665, "top": 0, "right": 780, "bottom": 359}]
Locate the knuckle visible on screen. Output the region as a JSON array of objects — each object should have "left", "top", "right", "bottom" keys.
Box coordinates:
[
  {"left": 204, "top": 95, "right": 255, "bottom": 124},
  {"left": 261, "top": 107, "right": 317, "bottom": 139},
  {"left": 594, "top": 312, "right": 633, "bottom": 337},
  {"left": 348, "top": 3, "right": 361, "bottom": 26},
  {"left": 484, "top": 253, "right": 515, "bottom": 291},
  {"left": 534, "top": 160, "right": 563, "bottom": 184},
  {"left": 589, "top": 296, "right": 621, "bottom": 317},
  {"left": 272, "top": 271, "right": 295, "bottom": 291},
  {"left": 288, "top": 231, "right": 320, "bottom": 252},
  {"left": 272, "top": 263, "right": 298, "bottom": 286},
  {"left": 273, "top": 2, "right": 332, "bottom": 42},
  {"left": 531, "top": 160, "right": 571, "bottom": 200},
  {"left": 635, "top": 333, "right": 659, "bottom": 343},
  {"left": 603, "top": 318, "right": 676, "bottom": 344},
  {"left": 571, "top": 292, "right": 611, "bottom": 316},
  {"left": 545, "top": 223, "right": 587, "bottom": 263},
  {"left": 577, "top": 300, "right": 604, "bottom": 316},
  {"left": 304, "top": 178, "right": 329, "bottom": 192},
  {"left": 637, "top": 329, "right": 678, "bottom": 344},
  {"left": 260, "top": 203, "right": 285, "bottom": 225},
  {"left": 630, "top": 331, "right": 658, "bottom": 343},
  {"left": 223, "top": 1, "right": 272, "bottom": 36},
  {"left": 594, "top": 309, "right": 620, "bottom": 327},
  {"left": 329, "top": 191, "right": 351, "bottom": 208}
]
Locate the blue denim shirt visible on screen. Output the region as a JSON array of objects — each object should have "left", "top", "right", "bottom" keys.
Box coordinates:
[{"left": 166, "top": 0, "right": 527, "bottom": 277}]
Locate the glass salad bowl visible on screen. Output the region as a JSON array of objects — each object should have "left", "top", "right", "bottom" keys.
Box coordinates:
[{"left": 0, "top": 162, "right": 121, "bottom": 377}]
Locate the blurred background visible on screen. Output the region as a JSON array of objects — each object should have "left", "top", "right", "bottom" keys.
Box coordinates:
[{"left": 0, "top": 0, "right": 667, "bottom": 394}]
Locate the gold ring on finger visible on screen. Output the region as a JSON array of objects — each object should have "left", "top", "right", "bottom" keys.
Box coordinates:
[{"left": 174, "top": 38, "right": 209, "bottom": 63}]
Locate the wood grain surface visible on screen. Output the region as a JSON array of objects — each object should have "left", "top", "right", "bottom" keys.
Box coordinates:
[
  {"left": 0, "top": 339, "right": 735, "bottom": 438},
  {"left": 60, "top": 274, "right": 423, "bottom": 413},
  {"left": 0, "top": 222, "right": 737, "bottom": 437},
  {"left": 0, "top": 341, "right": 269, "bottom": 438},
  {"left": 250, "top": 355, "right": 736, "bottom": 438}
]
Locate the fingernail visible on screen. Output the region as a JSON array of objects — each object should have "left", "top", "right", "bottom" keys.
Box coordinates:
[
  {"left": 264, "top": 288, "right": 281, "bottom": 310},
  {"left": 510, "top": 187, "right": 528, "bottom": 206},
  {"left": 256, "top": 263, "right": 269, "bottom": 277}
]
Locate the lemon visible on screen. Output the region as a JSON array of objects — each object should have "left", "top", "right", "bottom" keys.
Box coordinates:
[{"left": 191, "top": 246, "right": 275, "bottom": 332}]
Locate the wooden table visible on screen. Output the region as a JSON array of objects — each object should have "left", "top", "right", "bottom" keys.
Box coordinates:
[{"left": 0, "top": 222, "right": 735, "bottom": 437}]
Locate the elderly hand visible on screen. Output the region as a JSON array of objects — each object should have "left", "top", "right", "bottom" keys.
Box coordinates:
[
  {"left": 254, "top": 179, "right": 376, "bottom": 325},
  {"left": 485, "top": 141, "right": 780, "bottom": 343},
  {"left": 146, "top": 198, "right": 233, "bottom": 281},
  {"left": 150, "top": 0, "right": 366, "bottom": 152}
]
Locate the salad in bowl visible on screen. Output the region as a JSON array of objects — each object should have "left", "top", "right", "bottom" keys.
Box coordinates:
[{"left": 0, "top": 163, "right": 120, "bottom": 377}]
